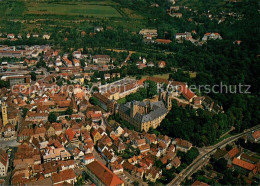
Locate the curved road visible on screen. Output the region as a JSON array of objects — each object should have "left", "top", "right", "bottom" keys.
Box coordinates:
[{"left": 168, "top": 124, "right": 260, "bottom": 186}]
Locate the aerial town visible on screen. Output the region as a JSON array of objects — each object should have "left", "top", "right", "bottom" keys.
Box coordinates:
[{"left": 0, "top": 0, "right": 259, "bottom": 185}]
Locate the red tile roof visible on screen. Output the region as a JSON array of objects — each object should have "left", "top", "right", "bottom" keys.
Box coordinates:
[
  {"left": 228, "top": 147, "right": 239, "bottom": 158},
  {"left": 191, "top": 180, "right": 209, "bottom": 186},
  {"left": 51, "top": 169, "right": 76, "bottom": 184},
  {"left": 155, "top": 39, "right": 172, "bottom": 44},
  {"left": 178, "top": 84, "right": 196, "bottom": 100},
  {"left": 252, "top": 130, "right": 260, "bottom": 140},
  {"left": 232, "top": 158, "right": 255, "bottom": 171},
  {"left": 86, "top": 160, "right": 124, "bottom": 186},
  {"left": 158, "top": 61, "right": 166, "bottom": 68},
  {"left": 146, "top": 76, "right": 169, "bottom": 84},
  {"left": 0, "top": 149, "right": 8, "bottom": 167},
  {"left": 65, "top": 128, "right": 76, "bottom": 142},
  {"left": 85, "top": 153, "right": 95, "bottom": 160}
]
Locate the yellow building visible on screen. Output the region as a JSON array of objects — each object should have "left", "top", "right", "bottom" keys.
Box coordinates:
[
  {"left": 1, "top": 102, "right": 8, "bottom": 127},
  {"left": 118, "top": 100, "right": 169, "bottom": 132},
  {"left": 90, "top": 129, "right": 102, "bottom": 144}
]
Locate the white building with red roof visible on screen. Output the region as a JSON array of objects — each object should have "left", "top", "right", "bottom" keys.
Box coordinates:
[
  {"left": 178, "top": 84, "right": 196, "bottom": 102},
  {"left": 158, "top": 61, "right": 166, "bottom": 68}
]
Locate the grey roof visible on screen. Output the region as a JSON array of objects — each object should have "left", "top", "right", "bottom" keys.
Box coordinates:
[{"left": 119, "top": 100, "right": 168, "bottom": 123}]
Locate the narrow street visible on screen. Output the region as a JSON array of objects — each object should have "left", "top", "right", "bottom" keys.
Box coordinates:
[{"left": 0, "top": 138, "right": 20, "bottom": 149}]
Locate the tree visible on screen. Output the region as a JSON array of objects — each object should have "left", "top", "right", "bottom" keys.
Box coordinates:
[
  {"left": 68, "top": 53, "right": 73, "bottom": 61},
  {"left": 80, "top": 59, "right": 86, "bottom": 67},
  {"left": 22, "top": 108, "right": 29, "bottom": 118},
  {"left": 154, "top": 159, "right": 163, "bottom": 168},
  {"left": 226, "top": 144, "right": 232, "bottom": 151},
  {"left": 213, "top": 158, "right": 227, "bottom": 172},
  {"left": 144, "top": 80, "right": 157, "bottom": 98},
  {"left": 184, "top": 147, "right": 199, "bottom": 164},
  {"left": 89, "top": 97, "right": 98, "bottom": 106},
  {"left": 65, "top": 107, "right": 73, "bottom": 115},
  {"left": 30, "top": 72, "right": 37, "bottom": 81},
  {"left": 48, "top": 112, "right": 57, "bottom": 123},
  {"left": 0, "top": 80, "right": 9, "bottom": 88}
]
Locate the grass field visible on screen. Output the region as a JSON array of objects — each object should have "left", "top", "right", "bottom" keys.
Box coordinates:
[
  {"left": 25, "top": 2, "right": 122, "bottom": 18},
  {"left": 129, "top": 73, "right": 170, "bottom": 80}
]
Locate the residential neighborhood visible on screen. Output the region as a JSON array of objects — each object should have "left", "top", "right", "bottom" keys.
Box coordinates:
[{"left": 0, "top": 0, "right": 259, "bottom": 185}]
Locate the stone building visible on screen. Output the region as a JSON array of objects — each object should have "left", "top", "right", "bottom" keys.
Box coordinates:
[{"left": 118, "top": 100, "right": 168, "bottom": 132}]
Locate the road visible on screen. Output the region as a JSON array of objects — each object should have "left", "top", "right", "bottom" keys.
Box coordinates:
[
  {"left": 167, "top": 124, "right": 260, "bottom": 186},
  {"left": 0, "top": 138, "right": 20, "bottom": 149}
]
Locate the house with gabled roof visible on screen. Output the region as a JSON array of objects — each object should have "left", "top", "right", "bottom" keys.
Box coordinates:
[
  {"left": 83, "top": 153, "right": 95, "bottom": 165},
  {"left": 175, "top": 138, "right": 192, "bottom": 152},
  {"left": 86, "top": 160, "right": 124, "bottom": 186},
  {"left": 0, "top": 149, "right": 8, "bottom": 177},
  {"left": 248, "top": 130, "right": 260, "bottom": 143},
  {"left": 51, "top": 169, "right": 76, "bottom": 185},
  {"left": 57, "top": 160, "right": 75, "bottom": 171},
  {"left": 91, "top": 128, "right": 102, "bottom": 144},
  {"left": 227, "top": 146, "right": 240, "bottom": 160},
  {"left": 110, "top": 161, "right": 124, "bottom": 175},
  {"left": 65, "top": 128, "right": 79, "bottom": 147},
  {"left": 232, "top": 158, "right": 257, "bottom": 176},
  {"left": 145, "top": 166, "right": 162, "bottom": 183},
  {"left": 178, "top": 84, "right": 196, "bottom": 102},
  {"left": 166, "top": 156, "right": 181, "bottom": 169}
]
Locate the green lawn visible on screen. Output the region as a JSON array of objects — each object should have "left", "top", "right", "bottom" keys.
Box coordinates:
[
  {"left": 25, "top": 2, "right": 122, "bottom": 18},
  {"left": 117, "top": 97, "right": 127, "bottom": 104}
]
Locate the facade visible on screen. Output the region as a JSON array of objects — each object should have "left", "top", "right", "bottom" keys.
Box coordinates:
[
  {"left": 139, "top": 29, "right": 158, "bottom": 38},
  {"left": 93, "top": 93, "right": 116, "bottom": 113},
  {"left": 176, "top": 32, "right": 191, "bottom": 40},
  {"left": 118, "top": 100, "right": 168, "bottom": 132},
  {"left": 0, "top": 149, "right": 8, "bottom": 177},
  {"left": 93, "top": 55, "right": 110, "bottom": 64},
  {"left": 4, "top": 75, "right": 31, "bottom": 87},
  {"left": 3, "top": 123, "right": 16, "bottom": 138}
]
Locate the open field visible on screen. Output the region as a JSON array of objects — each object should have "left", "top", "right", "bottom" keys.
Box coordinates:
[
  {"left": 129, "top": 73, "right": 170, "bottom": 80},
  {"left": 0, "top": 0, "right": 144, "bottom": 33},
  {"left": 25, "top": 2, "right": 122, "bottom": 18}
]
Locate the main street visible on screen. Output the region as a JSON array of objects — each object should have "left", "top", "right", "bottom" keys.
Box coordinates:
[{"left": 167, "top": 124, "right": 260, "bottom": 186}]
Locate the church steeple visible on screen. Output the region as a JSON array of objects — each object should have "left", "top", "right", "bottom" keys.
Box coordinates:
[{"left": 1, "top": 102, "right": 8, "bottom": 126}]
